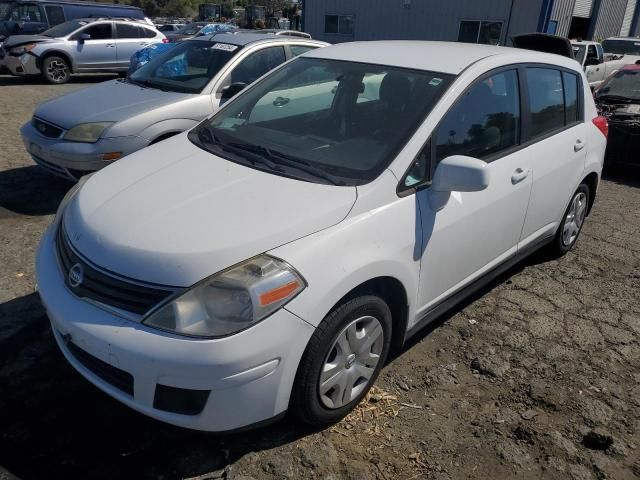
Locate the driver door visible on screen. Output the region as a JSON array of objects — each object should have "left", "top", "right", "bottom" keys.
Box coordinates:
[
  {"left": 70, "top": 22, "right": 117, "bottom": 71},
  {"left": 410, "top": 68, "right": 533, "bottom": 318}
]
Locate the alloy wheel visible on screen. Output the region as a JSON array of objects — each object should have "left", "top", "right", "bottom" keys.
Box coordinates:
[
  {"left": 318, "top": 315, "right": 384, "bottom": 409},
  {"left": 47, "top": 59, "right": 68, "bottom": 83},
  {"left": 562, "top": 192, "right": 587, "bottom": 246}
]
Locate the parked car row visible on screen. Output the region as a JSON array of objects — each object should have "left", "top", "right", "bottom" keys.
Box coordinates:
[{"left": 26, "top": 36, "right": 607, "bottom": 432}]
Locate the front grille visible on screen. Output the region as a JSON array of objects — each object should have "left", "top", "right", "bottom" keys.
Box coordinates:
[
  {"left": 66, "top": 340, "right": 134, "bottom": 396},
  {"left": 32, "top": 117, "right": 63, "bottom": 138},
  {"left": 56, "top": 224, "right": 177, "bottom": 315}
]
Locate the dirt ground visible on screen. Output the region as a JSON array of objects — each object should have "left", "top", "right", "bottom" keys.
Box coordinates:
[{"left": 0, "top": 74, "right": 639, "bottom": 480}]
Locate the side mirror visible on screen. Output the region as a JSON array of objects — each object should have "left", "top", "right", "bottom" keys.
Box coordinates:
[
  {"left": 221, "top": 82, "right": 247, "bottom": 100},
  {"left": 584, "top": 57, "right": 601, "bottom": 66},
  {"left": 432, "top": 155, "right": 490, "bottom": 192},
  {"left": 78, "top": 33, "right": 91, "bottom": 42}
]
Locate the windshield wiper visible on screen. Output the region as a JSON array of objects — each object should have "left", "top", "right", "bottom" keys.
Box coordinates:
[
  {"left": 128, "top": 78, "right": 168, "bottom": 92},
  {"left": 221, "top": 141, "right": 344, "bottom": 186}
]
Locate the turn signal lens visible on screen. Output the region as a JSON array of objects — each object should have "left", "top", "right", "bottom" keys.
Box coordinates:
[
  {"left": 259, "top": 280, "right": 302, "bottom": 306},
  {"left": 102, "top": 152, "right": 122, "bottom": 161}
]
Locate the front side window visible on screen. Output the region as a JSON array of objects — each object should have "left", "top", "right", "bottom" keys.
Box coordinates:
[
  {"left": 526, "top": 68, "right": 565, "bottom": 139},
  {"left": 129, "top": 41, "right": 239, "bottom": 93},
  {"left": 77, "top": 23, "right": 113, "bottom": 40},
  {"left": 10, "top": 3, "right": 42, "bottom": 22},
  {"left": 324, "top": 14, "right": 354, "bottom": 35},
  {"left": 458, "top": 20, "right": 503, "bottom": 45},
  {"left": 44, "top": 5, "right": 65, "bottom": 26},
  {"left": 230, "top": 46, "right": 286, "bottom": 85},
  {"left": 191, "top": 58, "right": 453, "bottom": 186},
  {"left": 434, "top": 69, "right": 520, "bottom": 164}
]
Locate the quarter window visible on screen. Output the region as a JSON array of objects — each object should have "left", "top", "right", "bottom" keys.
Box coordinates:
[
  {"left": 324, "top": 14, "right": 354, "bottom": 35},
  {"left": 563, "top": 72, "right": 579, "bottom": 124},
  {"left": 434, "top": 69, "right": 521, "bottom": 163},
  {"left": 526, "top": 68, "right": 565, "bottom": 139},
  {"left": 290, "top": 45, "right": 317, "bottom": 57}
]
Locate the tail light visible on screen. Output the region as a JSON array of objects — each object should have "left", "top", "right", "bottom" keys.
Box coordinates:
[
  {"left": 162, "top": 38, "right": 169, "bottom": 43},
  {"left": 592, "top": 116, "right": 608, "bottom": 139}
]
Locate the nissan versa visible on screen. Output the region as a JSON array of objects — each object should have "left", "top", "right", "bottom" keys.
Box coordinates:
[{"left": 36, "top": 41, "right": 607, "bottom": 431}]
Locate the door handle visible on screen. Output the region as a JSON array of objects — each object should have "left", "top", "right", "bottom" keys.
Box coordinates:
[
  {"left": 574, "top": 139, "right": 585, "bottom": 152},
  {"left": 511, "top": 168, "right": 530, "bottom": 184},
  {"left": 105, "top": 43, "right": 115, "bottom": 48}
]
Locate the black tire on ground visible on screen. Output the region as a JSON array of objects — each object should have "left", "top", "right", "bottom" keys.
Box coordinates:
[
  {"left": 548, "top": 183, "right": 590, "bottom": 258},
  {"left": 291, "top": 295, "right": 392, "bottom": 427},
  {"left": 41, "top": 55, "right": 71, "bottom": 84}
]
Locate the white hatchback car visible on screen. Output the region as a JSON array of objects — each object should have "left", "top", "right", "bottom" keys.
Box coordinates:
[{"left": 36, "top": 41, "right": 607, "bottom": 432}]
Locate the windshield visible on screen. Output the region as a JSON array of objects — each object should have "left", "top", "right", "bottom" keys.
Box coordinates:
[
  {"left": 129, "top": 40, "right": 239, "bottom": 94},
  {"left": 602, "top": 39, "right": 640, "bottom": 56},
  {"left": 42, "top": 20, "right": 87, "bottom": 38},
  {"left": 597, "top": 69, "right": 640, "bottom": 101},
  {"left": 176, "top": 23, "right": 203, "bottom": 36},
  {"left": 572, "top": 45, "right": 586, "bottom": 65},
  {"left": 189, "top": 58, "right": 454, "bottom": 186}
]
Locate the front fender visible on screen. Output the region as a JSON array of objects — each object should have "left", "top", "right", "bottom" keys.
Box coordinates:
[{"left": 138, "top": 118, "right": 200, "bottom": 142}]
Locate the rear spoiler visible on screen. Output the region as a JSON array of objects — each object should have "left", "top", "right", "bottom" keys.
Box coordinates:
[{"left": 512, "top": 33, "right": 575, "bottom": 59}]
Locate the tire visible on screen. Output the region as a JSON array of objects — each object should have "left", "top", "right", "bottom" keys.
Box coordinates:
[
  {"left": 41, "top": 55, "right": 71, "bottom": 84},
  {"left": 548, "top": 184, "right": 590, "bottom": 257},
  {"left": 291, "top": 295, "right": 392, "bottom": 427}
]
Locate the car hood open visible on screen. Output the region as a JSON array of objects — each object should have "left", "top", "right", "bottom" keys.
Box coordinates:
[
  {"left": 34, "top": 79, "right": 193, "bottom": 129},
  {"left": 63, "top": 135, "right": 357, "bottom": 287}
]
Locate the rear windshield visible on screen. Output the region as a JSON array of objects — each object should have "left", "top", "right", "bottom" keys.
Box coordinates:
[
  {"left": 602, "top": 39, "right": 640, "bottom": 56},
  {"left": 597, "top": 69, "right": 640, "bottom": 101},
  {"left": 129, "top": 40, "right": 240, "bottom": 94},
  {"left": 43, "top": 20, "right": 87, "bottom": 38}
]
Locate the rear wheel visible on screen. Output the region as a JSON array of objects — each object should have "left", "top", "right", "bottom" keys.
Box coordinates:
[
  {"left": 42, "top": 55, "right": 70, "bottom": 84},
  {"left": 291, "top": 295, "right": 392, "bottom": 427},
  {"left": 548, "top": 184, "right": 589, "bottom": 257}
]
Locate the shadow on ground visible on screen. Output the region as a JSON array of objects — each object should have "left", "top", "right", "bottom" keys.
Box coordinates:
[
  {"left": 0, "top": 166, "right": 71, "bottom": 216},
  {"left": 0, "top": 74, "right": 119, "bottom": 87}
]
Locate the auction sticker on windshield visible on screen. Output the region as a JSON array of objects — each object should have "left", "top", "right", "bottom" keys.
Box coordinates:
[{"left": 213, "top": 43, "right": 238, "bottom": 52}]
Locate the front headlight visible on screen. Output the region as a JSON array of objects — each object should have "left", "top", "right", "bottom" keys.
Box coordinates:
[
  {"left": 143, "top": 255, "right": 306, "bottom": 337},
  {"left": 9, "top": 43, "right": 36, "bottom": 55},
  {"left": 63, "top": 122, "right": 114, "bottom": 143}
]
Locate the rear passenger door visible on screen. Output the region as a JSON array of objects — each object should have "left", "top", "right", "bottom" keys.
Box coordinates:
[
  {"left": 71, "top": 22, "right": 117, "bottom": 70},
  {"left": 518, "top": 67, "right": 586, "bottom": 248},
  {"left": 115, "top": 23, "right": 155, "bottom": 69}
]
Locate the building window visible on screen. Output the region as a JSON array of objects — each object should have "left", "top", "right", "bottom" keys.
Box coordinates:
[
  {"left": 458, "top": 20, "right": 503, "bottom": 45},
  {"left": 325, "top": 14, "right": 354, "bottom": 35}
]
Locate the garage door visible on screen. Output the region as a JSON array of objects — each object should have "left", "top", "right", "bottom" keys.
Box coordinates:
[
  {"left": 621, "top": 0, "right": 638, "bottom": 36},
  {"left": 574, "top": 0, "right": 594, "bottom": 17}
]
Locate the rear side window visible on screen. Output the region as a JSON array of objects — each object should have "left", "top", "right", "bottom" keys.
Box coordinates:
[
  {"left": 116, "top": 23, "right": 142, "bottom": 39},
  {"left": 140, "top": 27, "right": 157, "bottom": 38},
  {"left": 433, "top": 69, "right": 521, "bottom": 163},
  {"left": 526, "top": 68, "right": 564, "bottom": 139},
  {"left": 45, "top": 5, "right": 65, "bottom": 26}
]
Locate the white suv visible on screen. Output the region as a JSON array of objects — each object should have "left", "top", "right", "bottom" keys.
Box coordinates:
[{"left": 36, "top": 41, "right": 607, "bottom": 432}]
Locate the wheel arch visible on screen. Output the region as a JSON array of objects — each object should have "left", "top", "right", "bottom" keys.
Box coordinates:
[
  {"left": 38, "top": 50, "right": 74, "bottom": 72},
  {"left": 581, "top": 171, "right": 599, "bottom": 215},
  {"left": 150, "top": 131, "right": 180, "bottom": 145}
]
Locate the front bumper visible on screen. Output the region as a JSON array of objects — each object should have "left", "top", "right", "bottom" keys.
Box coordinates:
[
  {"left": 2, "top": 52, "right": 40, "bottom": 76},
  {"left": 36, "top": 226, "right": 315, "bottom": 431},
  {"left": 21, "top": 120, "right": 149, "bottom": 180}
]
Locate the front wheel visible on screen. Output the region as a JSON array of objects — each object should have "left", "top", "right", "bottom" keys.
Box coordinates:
[
  {"left": 549, "top": 184, "right": 590, "bottom": 257},
  {"left": 291, "top": 295, "right": 392, "bottom": 427},
  {"left": 42, "top": 55, "right": 70, "bottom": 84}
]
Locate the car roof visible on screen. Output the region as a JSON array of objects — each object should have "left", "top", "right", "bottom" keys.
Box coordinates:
[
  {"left": 304, "top": 41, "right": 573, "bottom": 75},
  {"left": 200, "top": 32, "right": 318, "bottom": 46}
]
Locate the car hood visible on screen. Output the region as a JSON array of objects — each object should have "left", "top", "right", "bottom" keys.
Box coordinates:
[
  {"left": 63, "top": 135, "right": 357, "bottom": 287},
  {"left": 2, "top": 34, "right": 54, "bottom": 48},
  {"left": 34, "top": 79, "right": 193, "bottom": 129}
]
